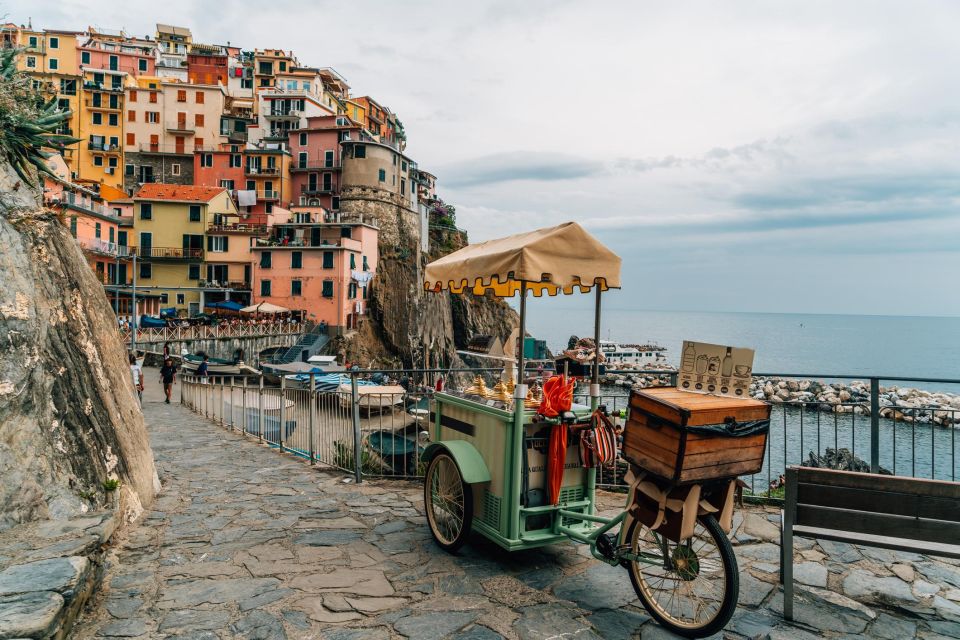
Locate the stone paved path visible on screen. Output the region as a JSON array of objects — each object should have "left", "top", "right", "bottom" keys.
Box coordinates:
[{"left": 73, "top": 376, "right": 960, "bottom": 639}]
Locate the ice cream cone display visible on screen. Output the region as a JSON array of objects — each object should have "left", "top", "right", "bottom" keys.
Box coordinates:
[
  {"left": 492, "top": 380, "right": 512, "bottom": 404},
  {"left": 464, "top": 375, "right": 489, "bottom": 397},
  {"left": 524, "top": 381, "right": 543, "bottom": 409}
]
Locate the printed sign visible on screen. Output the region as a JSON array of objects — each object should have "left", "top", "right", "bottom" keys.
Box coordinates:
[{"left": 677, "top": 340, "right": 755, "bottom": 398}]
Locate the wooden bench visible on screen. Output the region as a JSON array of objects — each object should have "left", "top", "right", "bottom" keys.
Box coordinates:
[{"left": 781, "top": 466, "right": 960, "bottom": 620}]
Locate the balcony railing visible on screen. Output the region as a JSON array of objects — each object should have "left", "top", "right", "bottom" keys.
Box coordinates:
[
  {"left": 207, "top": 223, "right": 269, "bottom": 235},
  {"left": 199, "top": 280, "right": 251, "bottom": 290},
  {"left": 265, "top": 109, "right": 301, "bottom": 119},
  {"left": 82, "top": 81, "right": 124, "bottom": 93},
  {"left": 257, "top": 190, "right": 280, "bottom": 200},
  {"left": 79, "top": 238, "right": 131, "bottom": 257},
  {"left": 301, "top": 184, "right": 335, "bottom": 195},
  {"left": 84, "top": 98, "right": 121, "bottom": 110},
  {"left": 60, "top": 192, "right": 113, "bottom": 217},
  {"left": 244, "top": 166, "right": 281, "bottom": 177},
  {"left": 140, "top": 247, "right": 204, "bottom": 260},
  {"left": 166, "top": 122, "right": 196, "bottom": 134},
  {"left": 290, "top": 162, "right": 341, "bottom": 172},
  {"left": 88, "top": 142, "right": 121, "bottom": 153}
]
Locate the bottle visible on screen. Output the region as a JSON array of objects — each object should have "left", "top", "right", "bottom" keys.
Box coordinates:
[
  {"left": 682, "top": 342, "right": 696, "bottom": 372},
  {"left": 721, "top": 347, "right": 733, "bottom": 377}
]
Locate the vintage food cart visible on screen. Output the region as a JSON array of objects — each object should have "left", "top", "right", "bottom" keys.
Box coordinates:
[{"left": 420, "top": 222, "right": 768, "bottom": 638}]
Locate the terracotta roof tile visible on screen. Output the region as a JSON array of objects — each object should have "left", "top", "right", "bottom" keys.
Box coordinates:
[{"left": 133, "top": 184, "right": 226, "bottom": 202}]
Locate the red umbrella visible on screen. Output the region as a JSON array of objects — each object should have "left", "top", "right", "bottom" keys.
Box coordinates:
[{"left": 540, "top": 375, "right": 575, "bottom": 505}]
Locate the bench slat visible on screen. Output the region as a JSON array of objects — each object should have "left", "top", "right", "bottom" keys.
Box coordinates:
[
  {"left": 797, "top": 482, "right": 960, "bottom": 523},
  {"left": 792, "top": 525, "right": 960, "bottom": 560},
  {"left": 796, "top": 504, "right": 960, "bottom": 546},
  {"left": 792, "top": 466, "right": 960, "bottom": 500}
]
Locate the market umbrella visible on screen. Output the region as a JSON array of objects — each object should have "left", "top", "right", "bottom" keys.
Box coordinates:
[{"left": 240, "top": 302, "right": 290, "bottom": 314}]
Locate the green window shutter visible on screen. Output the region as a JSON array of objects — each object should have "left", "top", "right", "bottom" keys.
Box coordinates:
[
  {"left": 350, "top": 253, "right": 356, "bottom": 269},
  {"left": 322, "top": 281, "right": 333, "bottom": 297},
  {"left": 207, "top": 236, "right": 213, "bottom": 251},
  {"left": 223, "top": 236, "right": 229, "bottom": 252},
  {"left": 260, "top": 251, "right": 271, "bottom": 268},
  {"left": 292, "top": 251, "right": 302, "bottom": 268},
  {"left": 323, "top": 251, "right": 334, "bottom": 269}
]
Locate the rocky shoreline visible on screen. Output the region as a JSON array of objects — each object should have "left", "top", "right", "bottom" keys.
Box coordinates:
[{"left": 598, "top": 367, "right": 960, "bottom": 427}]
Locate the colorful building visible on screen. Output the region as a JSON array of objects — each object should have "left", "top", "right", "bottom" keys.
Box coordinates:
[
  {"left": 239, "top": 148, "right": 292, "bottom": 224},
  {"left": 154, "top": 24, "right": 192, "bottom": 81},
  {"left": 288, "top": 115, "right": 361, "bottom": 211},
  {"left": 250, "top": 208, "right": 378, "bottom": 330},
  {"left": 77, "top": 68, "right": 129, "bottom": 189}
]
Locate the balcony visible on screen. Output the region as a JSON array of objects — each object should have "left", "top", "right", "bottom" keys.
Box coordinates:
[
  {"left": 265, "top": 109, "right": 301, "bottom": 120},
  {"left": 225, "top": 130, "right": 248, "bottom": 143},
  {"left": 244, "top": 166, "right": 281, "bottom": 177},
  {"left": 83, "top": 98, "right": 121, "bottom": 111},
  {"left": 138, "top": 143, "right": 194, "bottom": 155},
  {"left": 82, "top": 81, "right": 124, "bottom": 93},
  {"left": 199, "top": 280, "right": 251, "bottom": 291},
  {"left": 60, "top": 192, "right": 114, "bottom": 218},
  {"left": 207, "top": 223, "right": 268, "bottom": 235},
  {"left": 165, "top": 122, "right": 196, "bottom": 135},
  {"left": 301, "top": 184, "right": 335, "bottom": 195},
  {"left": 257, "top": 190, "right": 279, "bottom": 201},
  {"left": 263, "top": 131, "right": 292, "bottom": 142},
  {"left": 290, "top": 162, "right": 341, "bottom": 173},
  {"left": 140, "top": 247, "right": 204, "bottom": 261},
  {"left": 87, "top": 142, "right": 121, "bottom": 154},
  {"left": 79, "top": 238, "right": 131, "bottom": 258}
]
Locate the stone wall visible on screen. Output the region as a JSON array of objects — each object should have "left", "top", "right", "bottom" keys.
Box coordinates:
[{"left": 122, "top": 152, "right": 195, "bottom": 193}]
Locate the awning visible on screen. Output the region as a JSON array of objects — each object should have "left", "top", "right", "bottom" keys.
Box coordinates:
[
  {"left": 424, "top": 221, "right": 621, "bottom": 297},
  {"left": 241, "top": 302, "right": 290, "bottom": 314},
  {"left": 205, "top": 300, "right": 245, "bottom": 311}
]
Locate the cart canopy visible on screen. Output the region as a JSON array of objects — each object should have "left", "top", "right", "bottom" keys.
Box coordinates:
[{"left": 424, "top": 221, "right": 621, "bottom": 297}]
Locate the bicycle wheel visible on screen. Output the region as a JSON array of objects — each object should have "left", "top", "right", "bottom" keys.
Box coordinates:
[
  {"left": 424, "top": 452, "right": 473, "bottom": 552},
  {"left": 625, "top": 515, "right": 738, "bottom": 638}
]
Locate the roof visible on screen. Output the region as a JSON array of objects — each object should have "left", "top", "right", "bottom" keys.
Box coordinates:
[
  {"left": 133, "top": 184, "right": 226, "bottom": 203},
  {"left": 424, "top": 221, "right": 621, "bottom": 298},
  {"left": 156, "top": 24, "right": 192, "bottom": 37}
]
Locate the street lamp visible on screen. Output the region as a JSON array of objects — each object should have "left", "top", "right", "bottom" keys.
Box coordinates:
[{"left": 130, "top": 248, "right": 137, "bottom": 354}]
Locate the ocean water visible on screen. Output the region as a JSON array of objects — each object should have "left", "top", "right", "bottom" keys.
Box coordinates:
[{"left": 524, "top": 304, "right": 960, "bottom": 391}]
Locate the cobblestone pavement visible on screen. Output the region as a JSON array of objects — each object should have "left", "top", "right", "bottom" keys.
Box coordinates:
[{"left": 74, "top": 378, "right": 960, "bottom": 639}]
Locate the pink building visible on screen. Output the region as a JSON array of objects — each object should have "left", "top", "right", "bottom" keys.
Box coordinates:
[
  {"left": 249, "top": 208, "right": 378, "bottom": 331},
  {"left": 287, "top": 115, "right": 361, "bottom": 212}
]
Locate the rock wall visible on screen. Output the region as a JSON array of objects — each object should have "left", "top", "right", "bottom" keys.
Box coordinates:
[
  {"left": 0, "top": 164, "right": 157, "bottom": 531},
  {"left": 338, "top": 186, "right": 517, "bottom": 370}
]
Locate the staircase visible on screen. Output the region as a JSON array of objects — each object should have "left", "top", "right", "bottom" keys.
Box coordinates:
[{"left": 274, "top": 328, "right": 330, "bottom": 364}]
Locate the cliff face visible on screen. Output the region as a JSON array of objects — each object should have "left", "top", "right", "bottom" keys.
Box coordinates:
[
  {"left": 0, "top": 165, "right": 157, "bottom": 531},
  {"left": 338, "top": 187, "right": 517, "bottom": 370}
]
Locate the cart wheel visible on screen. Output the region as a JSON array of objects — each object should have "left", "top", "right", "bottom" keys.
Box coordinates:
[
  {"left": 424, "top": 452, "right": 473, "bottom": 552},
  {"left": 625, "top": 515, "right": 738, "bottom": 638}
]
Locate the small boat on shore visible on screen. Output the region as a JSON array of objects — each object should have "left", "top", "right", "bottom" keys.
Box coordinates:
[
  {"left": 337, "top": 384, "right": 406, "bottom": 411},
  {"left": 181, "top": 353, "right": 259, "bottom": 376}
]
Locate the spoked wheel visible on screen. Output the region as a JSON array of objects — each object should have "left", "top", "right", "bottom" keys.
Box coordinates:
[
  {"left": 625, "top": 515, "right": 738, "bottom": 638},
  {"left": 424, "top": 452, "right": 473, "bottom": 552}
]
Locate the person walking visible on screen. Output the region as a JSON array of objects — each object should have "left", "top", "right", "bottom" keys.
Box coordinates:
[
  {"left": 129, "top": 353, "right": 144, "bottom": 405},
  {"left": 160, "top": 357, "right": 177, "bottom": 404},
  {"left": 197, "top": 355, "right": 209, "bottom": 384}
]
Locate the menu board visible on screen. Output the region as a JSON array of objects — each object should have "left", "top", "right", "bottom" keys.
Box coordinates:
[{"left": 677, "top": 340, "right": 755, "bottom": 398}]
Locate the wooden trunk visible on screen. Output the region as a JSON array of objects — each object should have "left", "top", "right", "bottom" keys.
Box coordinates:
[{"left": 624, "top": 387, "right": 771, "bottom": 484}]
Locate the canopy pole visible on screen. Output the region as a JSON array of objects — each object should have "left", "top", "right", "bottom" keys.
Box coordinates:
[
  {"left": 508, "top": 281, "right": 528, "bottom": 542},
  {"left": 587, "top": 285, "right": 602, "bottom": 515}
]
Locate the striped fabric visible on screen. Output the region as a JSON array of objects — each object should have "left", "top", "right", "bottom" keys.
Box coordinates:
[{"left": 579, "top": 410, "right": 618, "bottom": 468}]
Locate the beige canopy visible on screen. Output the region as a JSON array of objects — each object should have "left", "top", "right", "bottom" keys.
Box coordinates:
[
  {"left": 241, "top": 302, "right": 290, "bottom": 314},
  {"left": 424, "top": 221, "right": 621, "bottom": 297}
]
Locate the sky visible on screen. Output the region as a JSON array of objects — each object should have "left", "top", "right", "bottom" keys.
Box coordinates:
[{"left": 18, "top": 1, "right": 960, "bottom": 316}]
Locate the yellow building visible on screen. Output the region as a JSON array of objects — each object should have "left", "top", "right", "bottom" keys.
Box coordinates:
[
  {"left": 132, "top": 184, "right": 239, "bottom": 314},
  {"left": 344, "top": 98, "right": 367, "bottom": 128},
  {"left": 76, "top": 68, "right": 130, "bottom": 189}
]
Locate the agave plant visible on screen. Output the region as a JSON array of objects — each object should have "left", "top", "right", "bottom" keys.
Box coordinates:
[{"left": 0, "top": 47, "right": 79, "bottom": 185}]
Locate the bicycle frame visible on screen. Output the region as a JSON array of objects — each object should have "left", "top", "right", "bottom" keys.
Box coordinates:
[{"left": 555, "top": 500, "right": 665, "bottom": 567}]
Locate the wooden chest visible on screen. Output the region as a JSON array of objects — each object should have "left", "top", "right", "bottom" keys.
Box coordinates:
[{"left": 624, "top": 387, "right": 771, "bottom": 484}]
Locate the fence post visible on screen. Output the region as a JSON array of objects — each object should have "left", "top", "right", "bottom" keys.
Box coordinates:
[
  {"left": 242, "top": 377, "right": 248, "bottom": 435},
  {"left": 351, "top": 369, "right": 362, "bottom": 483},
  {"left": 309, "top": 373, "right": 316, "bottom": 465},
  {"left": 258, "top": 373, "right": 265, "bottom": 443},
  {"left": 669, "top": 371, "right": 678, "bottom": 387},
  {"left": 279, "top": 375, "right": 286, "bottom": 453},
  {"left": 229, "top": 376, "right": 235, "bottom": 430},
  {"left": 870, "top": 378, "right": 880, "bottom": 474},
  {"left": 219, "top": 375, "right": 225, "bottom": 426}
]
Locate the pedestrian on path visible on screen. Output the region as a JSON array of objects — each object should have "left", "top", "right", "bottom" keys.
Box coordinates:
[
  {"left": 197, "top": 355, "right": 209, "bottom": 383},
  {"left": 160, "top": 357, "right": 177, "bottom": 404},
  {"left": 129, "top": 353, "right": 144, "bottom": 406}
]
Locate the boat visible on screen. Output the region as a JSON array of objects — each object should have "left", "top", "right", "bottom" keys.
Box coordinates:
[
  {"left": 598, "top": 340, "right": 668, "bottom": 368},
  {"left": 181, "top": 353, "right": 259, "bottom": 376},
  {"left": 283, "top": 372, "right": 378, "bottom": 391},
  {"left": 222, "top": 390, "right": 296, "bottom": 442},
  {"left": 261, "top": 360, "right": 344, "bottom": 385},
  {"left": 337, "top": 384, "right": 406, "bottom": 411}
]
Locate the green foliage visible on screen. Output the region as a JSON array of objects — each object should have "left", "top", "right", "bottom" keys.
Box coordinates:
[
  {"left": 0, "top": 48, "right": 79, "bottom": 185},
  {"left": 102, "top": 478, "right": 121, "bottom": 492}
]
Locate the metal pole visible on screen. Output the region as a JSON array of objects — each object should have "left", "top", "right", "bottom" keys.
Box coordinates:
[
  {"left": 279, "top": 375, "right": 286, "bottom": 452},
  {"left": 508, "top": 281, "right": 528, "bottom": 541},
  {"left": 219, "top": 375, "right": 225, "bottom": 426},
  {"left": 130, "top": 250, "right": 137, "bottom": 353},
  {"left": 229, "top": 376, "right": 235, "bottom": 430},
  {"left": 587, "top": 286, "right": 602, "bottom": 513},
  {"left": 870, "top": 378, "right": 880, "bottom": 474},
  {"left": 351, "top": 369, "right": 362, "bottom": 483},
  {"left": 258, "top": 373, "right": 265, "bottom": 443},
  {"left": 309, "top": 373, "right": 316, "bottom": 465}
]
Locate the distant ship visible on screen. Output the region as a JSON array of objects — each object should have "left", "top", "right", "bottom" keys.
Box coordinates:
[{"left": 599, "top": 340, "right": 668, "bottom": 367}]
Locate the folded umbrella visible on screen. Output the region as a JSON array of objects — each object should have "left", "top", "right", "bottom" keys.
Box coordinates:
[{"left": 547, "top": 422, "right": 568, "bottom": 505}]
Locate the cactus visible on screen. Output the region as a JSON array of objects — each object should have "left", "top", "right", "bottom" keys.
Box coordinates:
[{"left": 0, "top": 48, "right": 79, "bottom": 185}]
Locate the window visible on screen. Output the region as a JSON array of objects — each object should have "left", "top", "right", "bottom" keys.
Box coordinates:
[
  {"left": 127, "top": 110, "right": 135, "bottom": 122},
  {"left": 341, "top": 227, "right": 352, "bottom": 239},
  {"left": 291, "top": 280, "right": 302, "bottom": 296},
  {"left": 230, "top": 154, "right": 241, "bottom": 168},
  {"left": 176, "top": 293, "right": 185, "bottom": 304},
  {"left": 354, "top": 145, "right": 366, "bottom": 158},
  {"left": 172, "top": 164, "right": 181, "bottom": 176},
  {"left": 60, "top": 79, "right": 77, "bottom": 95},
  {"left": 109, "top": 155, "right": 118, "bottom": 168},
  {"left": 402, "top": 160, "right": 407, "bottom": 171},
  {"left": 208, "top": 236, "right": 228, "bottom": 252},
  {"left": 69, "top": 216, "right": 77, "bottom": 237},
  {"left": 392, "top": 154, "right": 397, "bottom": 166},
  {"left": 219, "top": 179, "right": 234, "bottom": 190},
  {"left": 140, "top": 203, "right": 152, "bottom": 219},
  {"left": 147, "top": 111, "right": 159, "bottom": 123},
  {"left": 258, "top": 61, "right": 273, "bottom": 75},
  {"left": 177, "top": 89, "right": 187, "bottom": 102},
  {"left": 400, "top": 179, "right": 405, "bottom": 195},
  {"left": 200, "top": 154, "right": 212, "bottom": 167},
  {"left": 95, "top": 222, "right": 102, "bottom": 238},
  {"left": 325, "top": 150, "right": 335, "bottom": 167},
  {"left": 298, "top": 152, "right": 307, "bottom": 168},
  {"left": 378, "top": 169, "right": 386, "bottom": 182},
  {"left": 81, "top": 51, "right": 90, "bottom": 64},
  {"left": 139, "top": 262, "right": 152, "bottom": 279},
  {"left": 195, "top": 113, "right": 204, "bottom": 127},
  {"left": 362, "top": 255, "right": 369, "bottom": 271},
  {"left": 129, "top": 89, "right": 137, "bottom": 102},
  {"left": 291, "top": 251, "right": 302, "bottom": 269},
  {"left": 350, "top": 253, "right": 356, "bottom": 269},
  {"left": 49, "top": 59, "right": 59, "bottom": 70},
  {"left": 260, "top": 280, "right": 271, "bottom": 296},
  {"left": 299, "top": 132, "right": 307, "bottom": 146},
  {"left": 92, "top": 112, "right": 102, "bottom": 125},
  {"left": 108, "top": 113, "right": 118, "bottom": 127},
  {"left": 188, "top": 204, "right": 200, "bottom": 221},
  {"left": 196, "top": 91, "right": 204, "bottom": 104},
  {"left": 26, "top": 56, "right": 36, "bottom": 68},
  {"left": 126, "top": 133, "right": 135, "bottom": 146},
  {"left": 149, "top": 92, "right": 157, "bottom": 103},
  {"left": 138, "top": 58, "right": 147, "bottom": 72},
  {"left": 188, "top": 264, "right": 200, "bottom": 280},
  {"left": 348, "top": 282, "right": 357, "bottom": 299},
  {"left": 260, "top": 251, "right": 272, "bottom": 268},
  {"left": 49, "top": 36, "right": 59, "bottom": 49},
  {"left": 322, "top": 251, "right": 334, "bottom": 269},
  {"left": 332, "top": 196, "right": 340, "bottom": 210},
  {"left": 322, "top": 280, "right": 334, "bottom": 298},
  {"left": 125, "top": 163, "right": 134, "bottom": 176},
  {"left": 93, "top": 156, "right": 103, "bottom": 166}
]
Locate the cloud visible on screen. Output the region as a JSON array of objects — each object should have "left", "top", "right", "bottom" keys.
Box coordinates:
[{"left": 440, "top": 152, "right": 605, "bottom": 187}]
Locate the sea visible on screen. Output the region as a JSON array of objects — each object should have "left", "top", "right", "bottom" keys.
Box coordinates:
[{"left": 526, "top": 305, "right": 960, "bottom": 392}]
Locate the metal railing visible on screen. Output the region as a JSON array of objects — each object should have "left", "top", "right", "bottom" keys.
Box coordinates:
[
  {"left": 140, "top": 246, "right": 203, "bottom": 260},
  {"left": 179, "top": 367, "right": 960, "bottom": 498},
  {"left": 121, "top": 322, "right": 303, "bottom": 344},
  {"left": 79, "top": 238, "right": 130, "bottom": 257}
]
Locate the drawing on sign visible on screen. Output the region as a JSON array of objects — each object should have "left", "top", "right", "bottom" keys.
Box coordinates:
[{"left": 678, "top": 340, "right": 755, "bottom": 398}]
